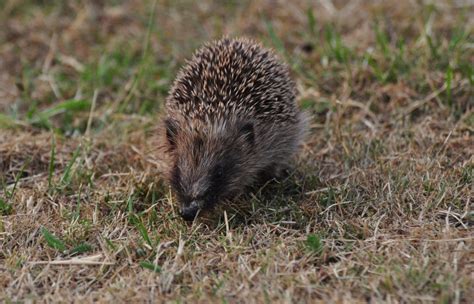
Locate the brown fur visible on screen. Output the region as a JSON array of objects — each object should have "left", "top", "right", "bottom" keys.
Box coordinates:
[{"left": 162, "top": 37, "right": 308, "bottom": 220}]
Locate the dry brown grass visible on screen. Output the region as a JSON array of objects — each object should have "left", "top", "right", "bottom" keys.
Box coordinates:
[{"left": 1, "top": 0, "right": 473, "bottom": 302}]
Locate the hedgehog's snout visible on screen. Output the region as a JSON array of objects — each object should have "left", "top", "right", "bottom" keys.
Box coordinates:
[{"left": 180, "top": 200, "right": 200, "bottom": 221}]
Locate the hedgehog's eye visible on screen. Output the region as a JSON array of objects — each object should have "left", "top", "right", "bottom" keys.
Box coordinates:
[
  {"left": 238, "top": 121, "right": 254, "bottom": 145},
  {"left": 215, "top": 165, "right": 224, "bottom": 178},
  {"left": 211, "top": 163, "right": 225, "bottom": 181}
]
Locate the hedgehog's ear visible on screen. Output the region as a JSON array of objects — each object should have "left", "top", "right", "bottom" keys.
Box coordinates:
[
  {"left": 165, "top": 118, "right": 178, "bottom": 149},
  {"left": 238, "top": 121, "right": 254, "bottom": 145}
]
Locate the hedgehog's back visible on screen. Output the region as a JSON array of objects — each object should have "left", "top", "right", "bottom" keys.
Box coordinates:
[{"left": 166, "top": 38, "right": 298, "bottom": 125}]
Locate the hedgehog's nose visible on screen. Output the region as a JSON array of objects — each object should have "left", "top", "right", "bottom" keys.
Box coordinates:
[{"left": 180, "top": 201, "right": 200, "bottom": 221}]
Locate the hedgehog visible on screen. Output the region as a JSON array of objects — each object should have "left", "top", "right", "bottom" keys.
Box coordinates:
[{"left": 163, "top": 37, "right": 308, "bottom": 221}]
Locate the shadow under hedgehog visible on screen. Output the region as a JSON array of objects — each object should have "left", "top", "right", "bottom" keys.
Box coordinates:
[{"left": 162, "top": 37, "right": 309, "bottom": 221}]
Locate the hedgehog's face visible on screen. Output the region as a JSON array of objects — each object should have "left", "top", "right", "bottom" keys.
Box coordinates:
[{"left": 165, "top": 118, "right": 255, "bottom": 221}]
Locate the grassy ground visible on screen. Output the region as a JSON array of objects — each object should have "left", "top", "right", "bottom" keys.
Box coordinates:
[{"left": 0, "top": 0, "right": 473, "bottom": 302}]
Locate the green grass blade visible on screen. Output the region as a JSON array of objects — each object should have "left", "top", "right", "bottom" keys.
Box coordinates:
[
  {"left": 60, "top": 146, "right": 81, "bottom": 187},
  {"left": 140, "top": 260, "right": 161, "bottom": 273},
  {"left": 0, "top": 114, "right": 26, "bottom": 129},
  {"left": 41, "top": 227, "right": 66, "bottom": 252},
  {"left": 48, "top": 134, "right": 56, "bottom": 190},
  {"left": 375, "top": 23, "right": 390, "bottom": 58},
  {"left": 129, "top": 214, "right": 152, "bottom": 247},
  {"left": 306, "top": 234, "right": 323, "bottom": 255},
  {"left": 0, "top": 197, "right": 12, "bottom": 215},
  {"left": 9, "top": 158, "right": 30, "bottom": 199},
  {"left": 445, "top": 66, "right": 453, "bottom": 108},
  {"left": 119, "top": 0, "right": 158, "bottom": 112},
  {"left": 265, "top": 20, "right": 287, "bottom": 58},
  {"left": 426, "top": 34, "right": 439, "bottom": 60},
  {"left": 29, "top": 99, "right": 90, "bottom": 125},
  {"left": 69, "top": 243, "right": 93, "bottom": 255},
  {"left": 306, "top": 8, "right": 317, "bottom": 36}
]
